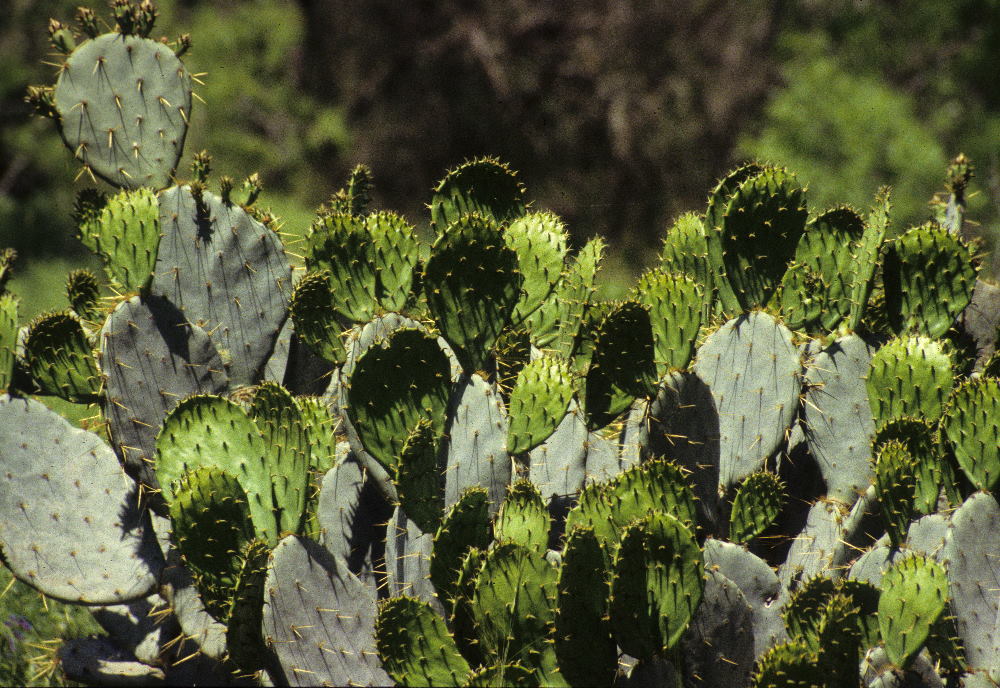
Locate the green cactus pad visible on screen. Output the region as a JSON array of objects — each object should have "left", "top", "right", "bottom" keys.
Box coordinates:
[
  {"left": 867, "top": 335, "right": 955, "bottom": 427},
  {"left": 547, "top": 236, "right": 605, "bottom": 356},
  {"left": 729, "top": 471, "right": 785, "bottom": 544},
  {"left": 803, "top": 333, "right": 877, "bottom": 503},
  {"left": 369, "top": 210, "right": 420, "bottom": 313},
  {"left": 423, "top": 213, "right": 523, "bottom": 373},
  {"left": 609, "top": 512, "right": 704, "bottom": 660},
  {"left": 472, "top": 542, "right": 559, "bottom": 672},
  {"left": 155, "top": 395, "right": 277, "bottom": 543},
  {"left": 463, "top": 663, "right": 537, "bottom": 686},
  {"left": 53, "top": 32, "right": 191, "bottom": 189},
  {"left": 22, "top": 310, "right": 100, "bottom": 403},
  {"left": 430, "top": 487, "right": 493, "bottom": 605},
  {"left": 563, "top": 481, "right": 618, "bottom": 563},
  {"left": 659, "top": 211, "right": 712, "bottom": 293},
  {"left": 873, "top": 417, "right": 944, "bottom": 516},
  {"left": 78, "top": 187, "right": 160, "bottom": 292},
  {"left": 168, "top": 465, "right": 254, "bottom": 619},
  {"left": 224, "top": 539, "right": 272, "bottom": 675},
  {"left": 773, "top": 261, "right": 827, "bottom": 333},
  {"left": 750, "top": 641, "right": 823, "bottom": 688},
  {"left": 305, "top": 212, "right": 378, "bottom": 324},
  {"left": 152, "top": 185, "right": 292, "bottom": 386},
  {"left": 449, "top": 546, "right": 486, "bottom": 665},
  {"left": 788, "top": 207, "right": 865, "bottom": 333},
  {"left": 0, "top": 294, "right": 17, "bottom": 392},
  {"left": 584, "top": 300, "right": 657, "bottom": 429},
  {"left": 395, "top": 419, "right": 446, "bottom": 535},
  {"left": 442, "top": 373, "right": 512, "bottom": 510},
  {"left": 607, "top": 458, "right": 698, "bottom": 536},
  {"left": 694, "top": 311, "right": 801, "bottom": 489},
  {"left": 942, "top": 492, "right": 1000, "bottom": 677},
  {"left": 632, "top": 269, "right": 704, "bottom": 375},
  {"left": 874, "top": 439, "right": 918, "bottom": 549},
  {"left": 430, "top": 157, "right": 526, "bottom": 231},
  {"left": 942, "top": 378, "right": 1000, "bottom": 492},
  {"left": 781, "top": 575, "right": 837, "bottom": 650},
  {"left": 262, "top": 535, "right": 390, "bottom": 686},
  {"left": 376, "top": 596, "right": 472, "bottom": 687},
  {"left": 884, "top": 222, "right": 978, "bottom": 338},
  {"left": 288, "top": 271, "right": 347, "bottom": 364},
  {"left": 249, "top": 381, "right": 310, "bottom": 537},
  {"left": 507, "top": 355, "right": 574, "bottom": 455},
  {"left": 346, "top": 327, "right": 451, "bottom": 476},
  {"left": 704, "top": 163, "right": 765, "bottom": 315},
  {"left": 325, "top": 163, "right": 373, "bottom": 216},
  {"left": 847, "top": 187, "right": 891, "bottom": 332},
  {"left": 0, "top": 395, "right": 163, "bottom": 604},
  {"left": 719, "top": 167, "right": 808, "bottom": 312},
  {"left": 554, "top": 527, "right": 616, "bottom": 687},
  {"left": 879, "top": 554, "right": 949, "bottom": 669},
  {"left": 494, "top": 480, "right": 550, "bottom": 552},
  {"left": 505, "top": 211, "right": 568, "bottom": 326},
  {"left": 100, "top": 294, "right": 229, "bottom": 492},
  {"left": 65, "top": 269, "right": 101, "bottom": 321}
]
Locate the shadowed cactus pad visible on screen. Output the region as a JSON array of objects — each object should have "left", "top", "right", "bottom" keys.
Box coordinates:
[
  {"left": 609, "top": 512, "right": 704, "bottom": 660},
  {"left": 423, "top": 213, "right": 523, "bottom": 373},
  {"left": 375, "top": 596, "right": 471, "bottom": 687},
  {"left": 884, "top": 222, "right": 978, "bottom": 338},
  {"left": 430, "top": 157, "right": 526, "bottom": 230},
  {"left": 694, "top": 311, "right": 801, "bottom": 489}
]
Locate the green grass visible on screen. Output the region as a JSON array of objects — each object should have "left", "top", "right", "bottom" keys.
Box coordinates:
[{"left": 0, "top": 568, "right": 102, "bottom": 687}]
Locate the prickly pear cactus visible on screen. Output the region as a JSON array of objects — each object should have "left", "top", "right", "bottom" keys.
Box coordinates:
[{"left": 5, "top": 9, "right": 1000, "bottom": 683}]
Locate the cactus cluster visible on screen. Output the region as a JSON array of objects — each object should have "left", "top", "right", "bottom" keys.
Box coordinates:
[{"left": 3, "top": 3, "right": 1000, "bottom": 686}]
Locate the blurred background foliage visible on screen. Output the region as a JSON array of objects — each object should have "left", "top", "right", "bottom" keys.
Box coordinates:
[
  {"left": 3, "top": 0, "right": 1000, "bottom": 304},
  {"left": 2, "top": 1, "right": 1000, "bottom": 681}
]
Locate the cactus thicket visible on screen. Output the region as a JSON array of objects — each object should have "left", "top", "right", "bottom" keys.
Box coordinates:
[{"left": 2, "top": 3, "right": 1000, "bottom": 686}]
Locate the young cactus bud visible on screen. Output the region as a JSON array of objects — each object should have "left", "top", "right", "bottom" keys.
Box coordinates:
[
  {"left": 112, "top": 0, "right": 137, "bottom": 35},
  {"left": 47, "top": 18, "right": 77, "bottom": 54},
  {"left": 0, "top": 248, "right": 16, "bottom": 294},
  {"left": 174, "top": 33, "right": 192, "bottom": 58},
  {"left": 190, "top": 150, "right": 212, "bottom": 184},
  {"left": 24, "top": 86, "right": 58, "bottom": 119},
  {"left": 241, "top": 173, "right": 263, "bottom": 206},
  {"left": 219, "top": 175, "right": 235, "bottom": 205},
  {"left": 66, "top": 269, "right": 101, "bottom": 321},
  {"left": 75, "top": 6, "right": 99, "bottom": 38},
  {"left": 135, "top": 0, "right": 157, "bottom": 37},
  {"left": 945, "top": 153, "right": 973, "bottom": 195}
]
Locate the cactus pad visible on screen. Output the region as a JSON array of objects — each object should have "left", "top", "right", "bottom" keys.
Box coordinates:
[
  {"left": 376, "top": 596, "right": 471, "bottom": 687},
  {"left": 942, "top": 378, "right": 1000, "bottom": 492},
  {"left": 262, "top": 535, "right": 389, "bottom": 686},
  {"left": 609, "top": 512, "right": 704, "bottom": 660},
  {"left": 23, "top": 311, "right": 100, "bottom": 403},
  {"left": 632, "top": 269, "right": 704, "bottom": 375},
  {"left": 423, "top": 213, "right": 523, "bottom": 373},
  {"left": 152, "top": 184, "right": 291, "bottom": 386},
  {"left": 507, "top": 355, "right": 574, "bottom": 455},
  {"left": 867, "top": 335, "right": 955, "bottom": 427},
  {"left": 0, "top": 395, "right": 163, "bottom": 604},
  {"left": 694, "top": 311, "right": 801, "bottom": 489},
  {"left": 53, "top": 32, "right": 192, "bottom": 188},
  {"left": 430, "top": 157, "right": 526, "bottom": 230},
  {"left": 884, "top": 222, "right": 977, "bottom": 338},
  {"left": 879, "top": 554, "right": 949, "bottom": 669}
]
